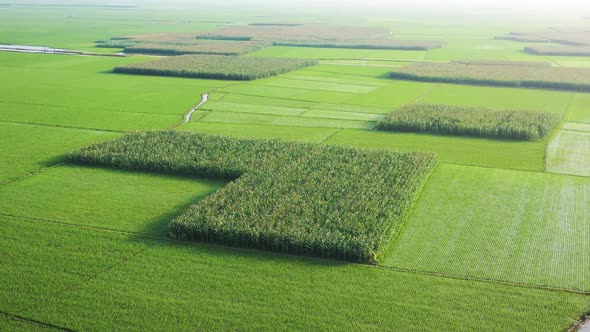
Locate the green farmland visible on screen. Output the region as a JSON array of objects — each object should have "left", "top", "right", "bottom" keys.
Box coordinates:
[{"left": 1, "top": 1, "right": 589, "bottom": 331}]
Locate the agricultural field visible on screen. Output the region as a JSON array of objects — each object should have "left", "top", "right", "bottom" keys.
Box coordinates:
[
  {"left": 546, "top": 129, "right": 590, "bottom": 177},
  {"left": 377, "top": 104, "right": 560, "bottom": 140},
  {"left": 390, "top": 61, "right": 590, "bottom": 91},
  {"left": 67, "top": 131, "right": 438, "bottom": 262},
  {"left": 384, "top": 164, "right": 590, "bottom": 291},
  {"left": 114, "top": 54, "right": 317, "bottom": 80},
  {"left": 1, "top": 1, "right": 589, "bottom": 331},
  {"left": 525, "top": 46, "right": 590, "bottom": 57}
]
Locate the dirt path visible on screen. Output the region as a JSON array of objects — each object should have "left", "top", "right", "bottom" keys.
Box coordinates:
[
  {"left": 580, "top": 320, "right": 590, "bottom": 332},
  {"left": 182, "top": 94, "right": 209, "bottom": 124}
]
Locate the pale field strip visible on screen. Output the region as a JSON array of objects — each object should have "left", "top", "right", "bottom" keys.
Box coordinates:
[
  {"left": 385, "top": 164, "right": 590, "bottom": 291},
  {"left": 546, "top": 129, "right": 590, "bottom": 177}
]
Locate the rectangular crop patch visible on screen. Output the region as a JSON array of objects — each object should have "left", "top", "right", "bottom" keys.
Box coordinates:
[
  {"left": 68, "top": 131, "right": 438, "bottom": 263},
  {"left": 376, "top": 104, "right": 560, "bottom": 140}
]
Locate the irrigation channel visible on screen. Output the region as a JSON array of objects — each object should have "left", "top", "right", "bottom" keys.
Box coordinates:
[
  {"left": 0, "top": 44, "right": 125, "bottom": 57},
  {"left": 183, "top": 94, "right": 209, "bottom": 123}
]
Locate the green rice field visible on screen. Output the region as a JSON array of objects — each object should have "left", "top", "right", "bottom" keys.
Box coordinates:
[
  {"left": 384, "top": 164, "right": 590, "bottom": 291},
  {"left": 1, "top": 2, "right": 589, "bottom": 331}
]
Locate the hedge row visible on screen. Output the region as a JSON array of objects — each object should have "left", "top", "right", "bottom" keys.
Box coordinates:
[
  {"left": 376, "top": 104, "right": 561, "bottom": 140},
  {"left": 68, "top": 131, "right": 438, "bottom": 263}
]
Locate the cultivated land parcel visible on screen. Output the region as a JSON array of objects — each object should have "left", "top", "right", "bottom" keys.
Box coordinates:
[{"left": 0, "top": 2, "right": 589, "bottom": 331}]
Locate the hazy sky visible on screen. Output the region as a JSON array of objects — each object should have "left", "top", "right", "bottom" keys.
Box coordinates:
[{"left": 281, "top": 0, "right": 590, "bottom": 12}]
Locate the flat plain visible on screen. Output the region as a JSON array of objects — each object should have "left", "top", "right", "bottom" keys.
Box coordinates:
[{"left": 0, "top": 3, "right": 589, "bottom": 331}]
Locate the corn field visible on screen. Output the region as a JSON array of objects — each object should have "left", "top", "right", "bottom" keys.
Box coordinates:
[
  {"left": 390, "top": 61, "right": 590, "bottom": 91},
  {"left": 377, "top": 104, "right": 561, "bottom": 140},
  {"left": 114, "top": 54, "right": 317, "bottom": 80},
  {"left": 68, "top": 131, "right": 438, "bottom": 263}
]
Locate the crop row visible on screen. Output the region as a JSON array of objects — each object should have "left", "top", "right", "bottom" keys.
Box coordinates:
[
  {"left": 451, "top": 59, "right": 551, "bottom": 67},
  {"left": 114, "top": 54, "right": 317, "bottom": 80},
  {"left": 97, "top": 33, "right": 267, "bottom": 55},
  {"left": 524, "top": 46, "right": 590, "bottom": 57},
  {"left": 376, "top": 104, "right": 561, "bottom": 140},
  {"left": 67, "top": 131, "right": 438, "bottom": 263},
  {"left": 123, "top": 41, "right": 265, "bottom": 56},
  {"left": 272, "top": 39, "right": 442, "bottom": 50},
  {"left": 495, "top": 30, "right": 590, "bottom": 46},
  {"left": 390, "top": 62, "right": 590, "bottom": 91},
  {"left": 196, "top": 24, "right": 390, "bottom": 41}
]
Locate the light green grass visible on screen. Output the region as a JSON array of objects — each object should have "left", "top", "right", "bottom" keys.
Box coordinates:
[
  {"left": 201, "top": 101, "right": 307, "bottom": 116},
  {"left": 281, "top": 73, "right": 391, "bottom": 87},
  {"left": 218, "top": 93, "right": 315, "bottom": 108},
  {"left": 0, "top": 52, "right": 227, "bottom": 122},
  {"left": 255, "top": 78, "right": 379, "bottom": 94},
  {"left": 562, "top": 122, "right": 590, "bottom": 132},
  {"left": 248, "top": 46, "right": 427, "bottom": 60},
  {"left": 220, "top": 84, "right": 308, "bottom": 100},
  {"left": 0, "top": 123, "right": 113, "bottom": 184},
  {"left": 0, "top": 165, "right": 225, "bottom": 236},
  {"left": 301, "top": 109, "right": 382, "bottom": 121},
  {"left": 346, "top": 81, "right": 437, "bottom": 108},
  {"left": 566, "top": 93, "right": 590, "bottom": 123},
  {"left": 295, "top": 90, "right": 362, "bottom": 104},
  {"left": 325, "top": 129, "right": 545, "bottom": 171},
  {"left": 199, "top": 110, "right": 376, "bottom": 129},
  {"left": 308, "top": 64, "right": 394, "bottom": 77},
  {"left": 423, "top": 37, "right": 554, "bottom": 62},
  {"left": 384, "top": 164, "right": 590, "bottom": 291},
  {"left": 218, "top": 93, "right": 390, "bottom": 114},
  {"left": 2, "top": 217, "right": 588, "bottom": 331},
  {"left": 547, "top": 130, "right": 590, "bottom": 177},
  {"left": 180, "top": 122, "right": 339, "bottom": 142},
  {"left": 420, "top": 84, "right": 573, "bottom": 114}
]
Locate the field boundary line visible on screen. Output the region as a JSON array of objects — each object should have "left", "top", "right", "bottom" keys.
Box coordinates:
[
  {"left": 383, "top": 163, "right": 440, "bottom": 260},
  {"left": 0, "top": 311, "right": 75, "bottom": 332},
  {"left": 196, "top": 109, "right": 374, "bottom": 123},
  {"left": 0, "top": 162, "right": 65, "bottom": 188},
  {"left": 214, "top": 92, "right": 391, "bottom": 115},
  {"left": 560, "top": 128, "right": 590, "bottom": 134},
  {"left": 180, "top": 120, "right": 346, "bottom": 131},
  {"left": 4, "top": 213, "right": 589, "bottom": 296},
  {"left": 544, "top": 127, "right": 562, "bottom": 172},
  {"left": 254, "top": 82, "right": 376, "bottom": 94},
  {"left": 280, "top": 76, "right": 387, "bottom": 88},
  {"left": 0, "top": 120, "right": 126, "bottom": 133},
  {"left": 0, "top": 99, "right": 187, "bottom": 118},
  {"left": 378, "top": 265, "right": 590, "bottom": 296},
  {"left": 410, "top": 83, "right": 441, "bottom": 104},
  {"left": 320, "top": 128, "right": 344, "bottom": 143}
]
